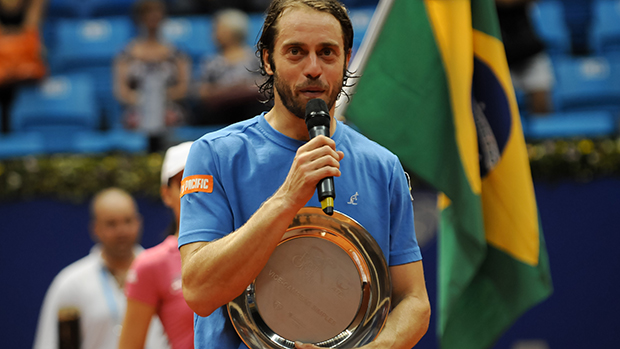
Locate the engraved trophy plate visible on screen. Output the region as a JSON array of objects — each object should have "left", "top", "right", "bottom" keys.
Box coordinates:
[
  {"left": 228, "top": 207, "right": 391, "bottom": 348},
  {"left": 255, "top": 237, "right": 362, "bottom": 342}
]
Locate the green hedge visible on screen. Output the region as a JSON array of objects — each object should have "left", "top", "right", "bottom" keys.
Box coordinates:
[
  {"left": 2, "top": 137, "right": 620, "bottom": 203},
  {"left": 527, "top": 137, "right": 620, "bottom": 182},
  {"left": 0, "top": 152, "right": 164, "bottom": 202}
]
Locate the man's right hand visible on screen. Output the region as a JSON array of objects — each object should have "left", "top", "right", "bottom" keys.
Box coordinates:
[{"left": 275, "top": 135, "right": 344, "bottom": 211}]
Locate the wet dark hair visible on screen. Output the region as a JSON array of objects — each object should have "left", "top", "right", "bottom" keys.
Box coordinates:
[{"left": 256, "top": 0, "right": 356, "bottom": 102}]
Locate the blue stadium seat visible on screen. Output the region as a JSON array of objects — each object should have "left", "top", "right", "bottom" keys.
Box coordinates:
[
  {"left": 563, "top": 0, "right": 594, "bottom": 54},
  {"left": 103, "top": 129, "right": 148, "bottom": 152},
  {"left": 523, "top": 110, "right": 618, "bottom": 139},
  {"left": 50, "top": 16, "right": 134, "bottom": 71},
  {"left": 529, "top": 0, "right": 572, "bottom": 58},
  {"left": 247, "top": 13, "right": 265, "bottom": 48},
  {"left": 46, "top": 0, "right": 84, "bottom": 19},
  {"left": 48, "top": 17, "right": 134, "bottom": 128},
  {"left": 9, "top": 74, "right": 147, "bottom": 154},
  {"left": 41, "top": 20, "right": 58, "bottom": 52},
  {"left": 44, "top": 0, "right": 86, "bottom": 49},
  {"left": 48, "top": 0, "right": 137, "bottom": 19},
  {"left": 514, "top": 88, "right": 528, "bottom": 116},
  {"left": 74, "top": 129, "right": 148, "bottom": 153},
  {"left": 0, "top": 132, "right": 45, "bottom": 159},
  {"left": 89, "top": 0, "right": 137, "bottom": 18},
  {"left": 590, "top": 0, "right": 620, "bottom": 55},
  {"left": 12, "top": 74, "right": 98, "bottom": 132},
  {"left": 162, "top": 16, "right": 214, "bottom": 65},
  {"left": 349, "top": 6, "right": 375, "bottom": 59},
  {"left": 99, "top": 93, "right": 125, "bottom": 130},
  {"left": 69, "top": 65, "right": 122, "bottom": 129},
  {"left": 552, "top": 56, "right": 620, "bottom": 112},
  {"left": 10, "top": 74, "right": 101, "bottom": 154}
]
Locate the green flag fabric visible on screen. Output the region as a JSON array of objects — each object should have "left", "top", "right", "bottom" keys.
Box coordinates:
[{"left": 340, "top": 0, "right": 553, "bottom": 348}]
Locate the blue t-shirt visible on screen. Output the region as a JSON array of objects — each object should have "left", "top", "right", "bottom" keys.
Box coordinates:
[{"left": 179, "top": 113, "right": 421, "bottom": 349}]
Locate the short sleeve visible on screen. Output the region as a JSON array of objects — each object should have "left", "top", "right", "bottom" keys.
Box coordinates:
[
  {"left": 388, "top": 159, "right": 422, "bottom": 266},
  {"left": 178, "top": 139, "right": 235, "bottom": 247}
]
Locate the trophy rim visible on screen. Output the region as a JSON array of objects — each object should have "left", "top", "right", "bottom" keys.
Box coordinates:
[{"left": 228, "top": 207, "right": 391, "bottom": 348}]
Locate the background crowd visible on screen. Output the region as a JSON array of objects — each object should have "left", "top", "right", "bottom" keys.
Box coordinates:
[
  {"left": 0, "top": 0, "right": 381, "bottom": 154},
  {"left": 2, "top": 0, "right": 619, "bottom": 158}
]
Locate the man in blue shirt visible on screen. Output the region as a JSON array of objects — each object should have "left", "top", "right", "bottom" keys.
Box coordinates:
[{"left": 178, "top": 1, "right": 430, "bottom": 348}]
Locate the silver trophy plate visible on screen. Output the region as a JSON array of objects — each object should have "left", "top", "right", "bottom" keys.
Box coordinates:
[{"left": 228, "top": 207, "right": 391, "bottom": 348}]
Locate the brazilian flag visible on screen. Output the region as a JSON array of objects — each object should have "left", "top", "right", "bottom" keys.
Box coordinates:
[{"left": 340, "top": 0, "right": 553, "bottom": 348}]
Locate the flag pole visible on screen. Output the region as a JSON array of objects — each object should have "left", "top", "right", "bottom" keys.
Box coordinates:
[{"left": 336, "top": 0, "right": 396, "bottom": 119}]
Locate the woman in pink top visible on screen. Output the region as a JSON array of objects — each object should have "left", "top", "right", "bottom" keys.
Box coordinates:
[{"left": 119, "top": 141, "right": 194, "bottom": 349}]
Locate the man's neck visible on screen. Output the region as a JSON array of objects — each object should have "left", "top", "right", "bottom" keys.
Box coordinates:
[
  {"left": 265, "top": 99, "right": 337, "bottom": 141},
  {"left": 101, "top": 251, "right": 134, "bottom": 287}
]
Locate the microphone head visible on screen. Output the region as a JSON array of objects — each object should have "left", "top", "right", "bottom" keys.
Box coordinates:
[{"left": 305, "top": 98, "right": 331, "bottom": 130}]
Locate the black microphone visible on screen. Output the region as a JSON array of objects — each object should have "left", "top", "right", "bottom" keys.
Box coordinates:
[{"left": 305, "top": 98, "right": 335, "bottom": 216}]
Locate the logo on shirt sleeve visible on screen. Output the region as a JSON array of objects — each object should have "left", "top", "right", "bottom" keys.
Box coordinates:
[{"left": 180, "top": 175, "right": 214, "bottom": 198}]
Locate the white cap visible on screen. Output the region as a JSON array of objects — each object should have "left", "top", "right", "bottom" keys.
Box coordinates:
[{"left": 160, "top": 141, "right": 193, "bottom": 185}]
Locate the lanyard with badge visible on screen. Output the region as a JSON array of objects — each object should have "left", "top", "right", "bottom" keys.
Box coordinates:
[{"left": 99, "top": 266, "right": 123, "bottom": 337}]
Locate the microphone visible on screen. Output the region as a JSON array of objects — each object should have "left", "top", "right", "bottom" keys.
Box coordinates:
[{"left": 305, "top": 98, "right": 335, "bottom": 216}]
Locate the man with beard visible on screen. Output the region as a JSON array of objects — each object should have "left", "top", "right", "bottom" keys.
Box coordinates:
[{"left": 178, "top": 1, "right": 430, "bottom": 348}]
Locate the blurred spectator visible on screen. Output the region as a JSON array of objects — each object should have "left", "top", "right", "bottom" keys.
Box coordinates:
[
  {"left": 195, "top": 8, "right": 266, "bottom": 126},
  {"left": 114, "top": 0, "right": 191, "bottom": 152},
  {"left": 0, "top": 0, "right": 48, "bottom": 134},
  {"left": 33, "top": 188, "right": 169, "bottom": 349},
  {"left": 119, "top": 142, "right": 194, "bottom": 349},
  {"left": 496, "top": 0, "right": 555, "bottom": 115}
]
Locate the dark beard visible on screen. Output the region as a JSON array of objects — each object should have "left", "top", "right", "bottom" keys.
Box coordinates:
[
  {"left": 275, "top": 74, "right": 306, "bottom": 120},
  {"left": 274, "top": 71, "right": 343, "bottom": 120}
]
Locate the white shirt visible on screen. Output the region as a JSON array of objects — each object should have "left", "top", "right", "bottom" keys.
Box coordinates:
[{"left": 33, "top": 245, "right": 170, "bottom": 349}]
